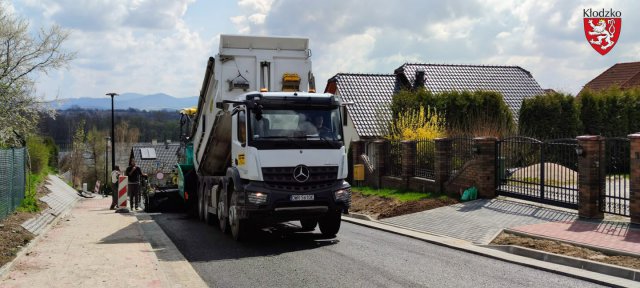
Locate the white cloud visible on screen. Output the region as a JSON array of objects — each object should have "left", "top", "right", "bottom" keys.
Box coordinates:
[
  {"left": 18, "top": 0, "right": 213, "bottom": 99},
  {"left": 15, "top": 0, "right": 640, "bottom": 101},
  {"left": 233, "top": 0, "right": 640, "bottom": 95},
  {"left": 21, "top": 0, "right": 194, "bottom": 31},
  {"left": 232, "top": 0, "right": 273, "bottom": 33}
]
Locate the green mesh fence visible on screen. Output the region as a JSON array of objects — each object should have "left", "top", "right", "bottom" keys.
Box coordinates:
[{"left": 0, "top": 148, "right": 27, "bottom": 221}]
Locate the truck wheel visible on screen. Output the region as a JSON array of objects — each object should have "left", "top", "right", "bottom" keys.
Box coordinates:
[
  {"left": 217, "top": 190, "right": 229, "bottom": 234},
  {"left": 197, "top": 186, "right": 205, "bottom": 221},
  {"left": 318, "top": 212, "right": 341, "bottom": 237},
  {"left": 204, "top": 186, "right": 215, "bottom": 225},
  {"left": 300, "top": 219, "right": 317, "bottom": 231},
  {"left": 229, "top": 190, "right": 249, "bottom": 241}
]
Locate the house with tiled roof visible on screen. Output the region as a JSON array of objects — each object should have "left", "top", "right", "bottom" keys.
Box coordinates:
[
  {"left": 325, "top": 63, "right": 545, "bottom": 142},
  {"left": 580, "top": 61, "right": 640, "bottom": 93},
  {"left": 128, "top": 141, "right": 180, "bottom": 187}
]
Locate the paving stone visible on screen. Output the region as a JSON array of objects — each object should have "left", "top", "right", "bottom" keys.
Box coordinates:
[
  {"left": 20, "top": 176, "right": 81, "bottom": 235},
  {"left": 381, "top": 199, "right": 578, "bottom": 244}
]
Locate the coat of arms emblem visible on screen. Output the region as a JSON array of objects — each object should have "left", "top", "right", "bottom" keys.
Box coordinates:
[{"left": 583, "top": 9, "right": 622, "bottom": 56}]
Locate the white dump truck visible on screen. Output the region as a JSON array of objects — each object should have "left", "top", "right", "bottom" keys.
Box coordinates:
[{"left": 178, "top": 35, "right": 351, "bottom": 240}]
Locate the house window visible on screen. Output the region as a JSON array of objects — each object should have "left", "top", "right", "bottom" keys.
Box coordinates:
[{"left": 140, "top": 148, "right": 157, "bottom": 160}]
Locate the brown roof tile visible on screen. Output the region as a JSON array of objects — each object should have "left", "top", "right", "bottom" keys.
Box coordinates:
[{"left": 582, "top": 62, "right": 640, "bottom": 93}]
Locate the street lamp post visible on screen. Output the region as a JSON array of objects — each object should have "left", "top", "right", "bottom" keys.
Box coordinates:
[
  {"left": 105, "top": 136, "right": 110, "bottom": 196},
  {"left": 106, "top": 93, "right": 118, "bottom": 170}
]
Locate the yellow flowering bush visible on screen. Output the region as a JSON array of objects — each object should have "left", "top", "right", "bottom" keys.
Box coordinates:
[{"left": 387, "top": 106, "right": 446, "bottom": 141}]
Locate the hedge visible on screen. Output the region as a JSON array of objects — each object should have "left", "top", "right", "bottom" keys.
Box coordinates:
[
  {"left": 578, "top": 87, "right": 640, "bottom": 137},
  {"left": 518, "top": 87, "right": 640, "bottom": 139},
  {"left": 391, "top": 89, "right": 514, "bottom": 137},
  {"left": 519, "top": 92, "right": 580, "bottom": 139}
]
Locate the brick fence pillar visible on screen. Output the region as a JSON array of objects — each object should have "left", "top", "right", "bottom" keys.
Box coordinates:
[
  {"left": 473, "top": 137, "right": 498, "bottom": 199},
  {"left": 365, "top": 140, "right": 387, "bottom": 189},
  {"left": 402, "top": 141, "right": 417, "bottom": 188},
  {"left": 435, "top": 138, "right": 452, "bottom": 194},
  {"left": 577, "top": 135, "right": 605, "bottom": 219},
  {"left": 629, "top": 134, "right": 640, "bottom": 224}
]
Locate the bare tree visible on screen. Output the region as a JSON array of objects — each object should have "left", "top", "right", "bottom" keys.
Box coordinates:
[
  {"left": 0, "top": 3, "right": 75, "bottom": 146},
  {"left": 115, "top": 121, "right": 140, "bottom": 144}
]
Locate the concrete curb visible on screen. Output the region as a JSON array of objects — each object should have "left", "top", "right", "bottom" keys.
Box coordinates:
[
  {"left": 136, "top": 213, "right": 208, "bottom": 288},
  {"left": 504, "top": 228, "right": 640, "bottom": 258},
  {"left": 481, "top": 244, "right": 640, "bottom": 282},
  {"left": 341, "top": 215, "right": 638, "bottom": 287}
]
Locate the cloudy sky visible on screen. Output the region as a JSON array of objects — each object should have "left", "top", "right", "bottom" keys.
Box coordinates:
[{"left": 7, "top": 0, "right": 640, "bottom": 100}]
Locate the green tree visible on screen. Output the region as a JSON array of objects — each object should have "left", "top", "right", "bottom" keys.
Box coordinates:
[{"left": 26, "top": 135, "right": 49, "bottom": 174}]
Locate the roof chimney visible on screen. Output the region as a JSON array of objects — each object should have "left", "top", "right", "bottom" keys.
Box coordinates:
[
  {"left": 414, "top": 69, "right": 425, "bottom": 90},
  {"left": 152, "top": 139, "right": 157, "bottom": 145},
  {"left": 165, "top": 139, "right": 170, "bottom": 149}
]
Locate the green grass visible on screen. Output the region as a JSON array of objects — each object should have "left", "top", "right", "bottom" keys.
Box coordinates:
[
  {"left": 17, "top": 166, "right": 51, "bottom": 213},
  {"left": 351, "top": 186, "right": 448, "bottom": 202}
]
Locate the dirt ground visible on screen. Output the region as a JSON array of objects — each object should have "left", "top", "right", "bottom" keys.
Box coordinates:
[
  {"left": 491, "top": 232, "right": 640, "bottom": 270},
  {"left": 349, "top": 191, "right": 458, "bottom": 219},
  {"left": 0, "top": 182, "right": 49, "bottom": 268}
]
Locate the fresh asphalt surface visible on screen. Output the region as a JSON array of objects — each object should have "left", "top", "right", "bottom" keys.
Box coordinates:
[{"left": 152, "top": 213, "right": 608, "bottom": 288}]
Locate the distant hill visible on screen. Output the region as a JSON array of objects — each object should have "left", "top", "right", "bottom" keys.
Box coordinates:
[{"left": 49, "top": 93, "right": 198, "bottom": 111}]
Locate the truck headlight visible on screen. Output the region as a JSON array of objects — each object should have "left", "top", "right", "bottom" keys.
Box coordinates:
[
  {"left": 248, "top": 192, "right": 268, "bottom": 205},
  {"left": 334, "top": 188, "right": 351, "bottom": 202}
]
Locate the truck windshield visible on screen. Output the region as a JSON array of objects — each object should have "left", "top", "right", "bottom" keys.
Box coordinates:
[{"left": 250, "top": 108, "right": 343, "bottom": 142}]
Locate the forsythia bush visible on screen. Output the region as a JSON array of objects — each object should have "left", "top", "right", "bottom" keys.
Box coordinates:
[{"left": 387, "top": 106, "right": 446, "bottom": 141}]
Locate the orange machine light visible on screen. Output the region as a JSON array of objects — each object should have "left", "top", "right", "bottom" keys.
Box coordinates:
[{"left": 260, "top": 88, "right": 268, "bottom": 92}]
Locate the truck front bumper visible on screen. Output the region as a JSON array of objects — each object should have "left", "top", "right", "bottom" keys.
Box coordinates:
[{"left": 236, "top": 180, "right": 351, "bottom": 222}]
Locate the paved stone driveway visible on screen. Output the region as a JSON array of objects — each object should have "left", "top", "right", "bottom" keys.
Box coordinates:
[{"left": 380, "top": 198, "right": 578, "bottom": 244}]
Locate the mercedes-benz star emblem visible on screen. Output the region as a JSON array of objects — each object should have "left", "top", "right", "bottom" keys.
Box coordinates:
[{"left": 293, "top": 165, "right": 310, "bottom": 183}]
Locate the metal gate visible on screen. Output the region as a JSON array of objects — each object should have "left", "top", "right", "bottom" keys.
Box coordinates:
[
  {"left": 602, "top": 138, "right": 630, "bottom": 216},
  {"left": 496, "top": 137, "right": 578, "bottom": 209}
]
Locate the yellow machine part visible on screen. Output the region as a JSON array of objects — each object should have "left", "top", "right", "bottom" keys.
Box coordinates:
[
  {"left": 353, "top": 164, "right": 365, "bottom": 181},
  {"left": 180, "top": 107, "right": 197, "bottom": 116},
  {"left": 282, "top": 73, "right": 301, "bottom": 92}
]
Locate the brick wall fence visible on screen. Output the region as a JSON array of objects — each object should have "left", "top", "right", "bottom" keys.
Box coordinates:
[{"left": 351, "top": 135, "right": 640, "bottom": 224}]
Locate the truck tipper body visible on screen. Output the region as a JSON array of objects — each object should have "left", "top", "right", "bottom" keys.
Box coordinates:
[{"left": 178, "top": 35, "right": 351, "bottom": 240}]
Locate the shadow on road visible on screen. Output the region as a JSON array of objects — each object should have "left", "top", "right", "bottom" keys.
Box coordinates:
[{"left": 152, "top": 213, "right": 339, "bottom": 263}]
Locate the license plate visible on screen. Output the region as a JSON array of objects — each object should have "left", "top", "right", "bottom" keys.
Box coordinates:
[{"left": 290, "top": 194, "right": 314, "bottom": 201}]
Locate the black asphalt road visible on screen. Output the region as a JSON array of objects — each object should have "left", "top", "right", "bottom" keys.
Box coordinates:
[{"left": 153, "top": 213, "right": 606, "bottom": 288}]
